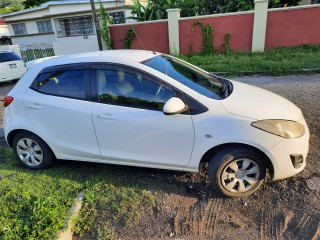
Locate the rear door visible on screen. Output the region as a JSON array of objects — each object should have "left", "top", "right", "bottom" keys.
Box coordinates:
[{"left": 23, "top": 63, "right": 101, "bottom": 161}]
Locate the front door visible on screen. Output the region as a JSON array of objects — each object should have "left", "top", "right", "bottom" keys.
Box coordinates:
[{"left": 91, "top": 64, "right": 194, "bottom": 169}]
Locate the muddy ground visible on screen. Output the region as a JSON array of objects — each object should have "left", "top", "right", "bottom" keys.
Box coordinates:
[{"left": 1, "top": 75, "right": 319, "bottom": 240}]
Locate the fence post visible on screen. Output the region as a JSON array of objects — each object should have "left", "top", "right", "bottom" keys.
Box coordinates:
[
  {"left": 252, "top": 0, "right": 269, "bottom": 52},
  {"left": 166, "top": 9, "right": 181, "bottom": 55}
]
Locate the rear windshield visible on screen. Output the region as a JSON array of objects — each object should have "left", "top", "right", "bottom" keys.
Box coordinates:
[
  {"left": 142, "top": 55, "right": 229, "bottom": 100},
  {"left": 0, "top": 52, "right": 22, "bottom": 63}
]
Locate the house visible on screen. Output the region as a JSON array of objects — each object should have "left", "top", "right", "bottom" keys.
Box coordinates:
[{"left": 0, "top": 0, "right": 139, "bottom": 55}]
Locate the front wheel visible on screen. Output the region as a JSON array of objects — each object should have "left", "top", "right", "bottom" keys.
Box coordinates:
[
  {"left": 208, "top": 147, "right": 266, "bottom": 198},
  {"left": 12, "top": 132, "right": 55, "bottom": 170}
]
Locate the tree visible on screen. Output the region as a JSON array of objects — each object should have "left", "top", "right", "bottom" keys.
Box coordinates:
[
  {"left": 125, "top": 0, "right": 169, "bottom": 21},
  {"left": 0, "top": 0, "right": 24, "bottom": 14},
  {"left": 99, "top": 2, "right": 114, "bottom": 49},
  {"left": 23, "top": 0, "right": 48, "bottom": 8}
]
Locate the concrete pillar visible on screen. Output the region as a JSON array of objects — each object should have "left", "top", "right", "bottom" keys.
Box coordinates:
[
  {"left": 252, "top": 0, "right": 269, "bottom": 52},
  {"left": 166, "top": 9, "right": 181, "bottom": 55}
]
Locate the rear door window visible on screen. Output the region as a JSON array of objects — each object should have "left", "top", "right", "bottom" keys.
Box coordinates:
[{"left": 31, "top": 67, "right": 89, "bottom": 100}]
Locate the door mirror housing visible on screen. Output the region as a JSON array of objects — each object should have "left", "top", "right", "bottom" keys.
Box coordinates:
[{"left": 163, "top": 97, "right": 187, "bottom": 115}]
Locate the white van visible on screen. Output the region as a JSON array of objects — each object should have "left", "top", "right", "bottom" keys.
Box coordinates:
[{"left": 0, "top": 51, "right": 27, "bottom": 82}]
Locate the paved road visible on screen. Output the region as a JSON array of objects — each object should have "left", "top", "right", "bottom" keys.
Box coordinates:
[{"left": 0, "top": 81, "right": 15, "bottom": 96}]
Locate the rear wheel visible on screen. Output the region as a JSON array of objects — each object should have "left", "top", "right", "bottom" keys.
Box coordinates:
[
  {"left": 12, "top": 132, "right": 55, "bottom": 169},
  {"left": 208, "top": 147, "right": 266, "bottom": 198}
]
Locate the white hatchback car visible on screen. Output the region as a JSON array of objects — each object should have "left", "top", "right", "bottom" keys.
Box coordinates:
[
  {"left": 0, "top": 51, "right": 27, "bottom": 82},
  {"left": 3, "top": 50, "right": 309, "bottom": 197}
]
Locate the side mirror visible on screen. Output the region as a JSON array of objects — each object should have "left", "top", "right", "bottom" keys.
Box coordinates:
[{"left": 163, "top": 97, "right": 187, "bottom": 115}]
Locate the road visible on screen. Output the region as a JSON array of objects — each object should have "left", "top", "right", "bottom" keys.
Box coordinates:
[{"left": 0, "top": 75, "right": 319, "bottom": 239}]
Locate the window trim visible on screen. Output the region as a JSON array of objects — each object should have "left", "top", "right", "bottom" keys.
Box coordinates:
[{"left": 30, "top": 63, "right": 92, "bottom": 101}]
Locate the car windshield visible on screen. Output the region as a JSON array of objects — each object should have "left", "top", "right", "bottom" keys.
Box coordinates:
[
  {"left": 142, "top": 54, "right": 230, "bottom": 99},
  {"left": 0, "top": 52, "right": 22, "bottom": 63}
]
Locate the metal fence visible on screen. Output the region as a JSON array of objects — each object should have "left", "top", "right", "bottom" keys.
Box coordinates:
[{"left": 20, "top": 43, "right": 55, "bottom": 62}]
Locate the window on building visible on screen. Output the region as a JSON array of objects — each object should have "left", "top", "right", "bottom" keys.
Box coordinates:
[
  {"left": 12, "top": 23, "right": 27, "bottom": 35},
  {"left": 55, "top": 15, "right": 95, "bottom": 37},
  {"left": 109, "top": 11, "right": 125, "bottom": 24},
  {"left": 37, "top": 20, "right": 53, "bottom": 33}
]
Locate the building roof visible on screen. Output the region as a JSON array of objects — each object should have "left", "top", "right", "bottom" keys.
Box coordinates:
[{"left": 0, "top": 0, "right": 122, "bottom": 18}]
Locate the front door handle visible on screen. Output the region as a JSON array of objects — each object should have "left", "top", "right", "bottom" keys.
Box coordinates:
[
  {"left": 97, "top": 114, "right": 117, "bottom": 120},
  {"left": 28, "top": 104, "right": 44, "bottom": 110}
]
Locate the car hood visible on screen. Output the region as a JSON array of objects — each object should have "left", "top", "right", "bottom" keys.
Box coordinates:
[{"left": 220, "top": 80, "right": 303, "bottom": 121}]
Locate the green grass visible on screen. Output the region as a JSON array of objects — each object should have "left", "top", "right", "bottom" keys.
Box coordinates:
[
  {"left": 179, "top": 45, "right": 320, "bottom": 77},
  {"left": 0, "top": 148, "right": 155, "bottom": 240}
]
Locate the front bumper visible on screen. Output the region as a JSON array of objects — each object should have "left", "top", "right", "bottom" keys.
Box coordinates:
[{"left": 265, "top": 117, "right": 310, "bottom": 180}]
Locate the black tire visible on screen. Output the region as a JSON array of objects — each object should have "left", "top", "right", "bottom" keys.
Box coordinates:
[
  {"left": 208, "top": 146, "right": 266, "bottom": 198},
  {"left": 12, "top": 132, "right": 55, "bottom": 170}
]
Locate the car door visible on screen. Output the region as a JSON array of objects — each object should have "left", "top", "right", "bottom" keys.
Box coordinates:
[
  {"left": 24, "top": 63, "right": 101, "bottom": 161},
  {"left": 91, "top": 64, "right": 195, "bottom": 170}
]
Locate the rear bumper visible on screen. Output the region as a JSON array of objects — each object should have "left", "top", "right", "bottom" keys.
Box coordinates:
[
  {"left": 0, "top": 68, "right": 26, "bottom": 82},
  {"left": 265, "top": 118, "right": 310, "bottom": 180}
]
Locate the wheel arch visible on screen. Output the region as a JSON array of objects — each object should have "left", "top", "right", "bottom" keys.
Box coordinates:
[
  {"left": 7, "top": 129, "right": 57, "bottom": 159},
  {"left": 199, "top": 143, "right": 274, "bottom": 178}
]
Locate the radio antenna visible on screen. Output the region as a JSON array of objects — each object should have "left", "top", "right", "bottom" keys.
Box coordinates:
[{"left": 132, "top": 25, "right": 145, "bottom": 50}]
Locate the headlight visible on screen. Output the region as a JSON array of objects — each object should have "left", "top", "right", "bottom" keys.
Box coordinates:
[{"left": 251, "top": 120, "right": 305, "bottom": 139}]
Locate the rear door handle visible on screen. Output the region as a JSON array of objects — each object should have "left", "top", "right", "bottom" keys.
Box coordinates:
[
  {"left": 97, "top": 114, "right": 117, "bottom": 120},
  {"left": 28, "top": 104, "right": 44, "bottom": 110}
]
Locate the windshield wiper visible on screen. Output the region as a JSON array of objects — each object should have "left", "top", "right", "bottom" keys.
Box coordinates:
[{"left": 209, "top": 73, "right": 231, "bottom": 98}]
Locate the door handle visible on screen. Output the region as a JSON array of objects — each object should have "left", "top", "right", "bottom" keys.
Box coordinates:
[
  {"left": 97, "top": 114, "right": 117, "bottom": 120},
  {"left": 28, "top": 104, "right": 44, "bottom": 110}
]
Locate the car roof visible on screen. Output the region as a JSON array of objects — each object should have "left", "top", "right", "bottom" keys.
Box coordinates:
[{"left": 26, "top": 50, "right": 161, "bottom": 69}]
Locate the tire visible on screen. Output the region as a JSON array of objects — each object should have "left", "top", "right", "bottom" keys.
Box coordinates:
[
  {"left": 208, "top": 147, "right": 266, "bottom": 198},
  {"left": 12, "top": 132, "right": 55, "bottom": 170}
]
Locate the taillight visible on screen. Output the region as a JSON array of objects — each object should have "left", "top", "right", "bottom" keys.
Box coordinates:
[{"left": 4, "top": 96, "right": 14, "bottom": 107}]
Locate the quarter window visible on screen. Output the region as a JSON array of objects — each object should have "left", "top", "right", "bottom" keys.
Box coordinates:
[
  {"left": 12, "top": 23, "right": 27, "bottom": 35},
  {"left": 95, "top": 68, "right": 173, "bottom": 110},
  {"left": 37, "top": 20, "right": 53, "bottom": 33},
  {"left": 35, "top": 69, "right": 86, "bottom": 100}
]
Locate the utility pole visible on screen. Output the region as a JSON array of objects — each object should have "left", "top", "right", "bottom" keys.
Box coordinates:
[{"left": 90, "top": 0, "right": 103, "bottom": 51}]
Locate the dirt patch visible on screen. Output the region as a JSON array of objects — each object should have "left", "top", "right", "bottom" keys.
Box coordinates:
[{"left": 97, "top": 169, "right": 319, "bottom": 240}]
